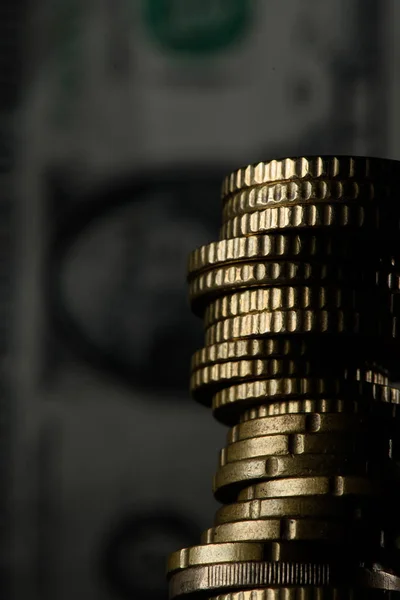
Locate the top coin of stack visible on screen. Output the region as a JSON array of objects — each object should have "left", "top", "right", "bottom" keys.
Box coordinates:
[{"left": 168, "top": 156, "right": 400, "bottom": 599}]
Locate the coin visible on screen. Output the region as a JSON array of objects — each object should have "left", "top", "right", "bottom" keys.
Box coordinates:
[
  {"left": 204, "top": 309, "right": 392, "bottom": 346},
  {"left": 204, "top": 287, "right": 392, "bottom": 327},
  {"left": 221, "top": 156, "right": 400, "bottom": 199},
  {"left": 212, "top": 380, "right": 400, "bottom": 425},
  {"left": 166, "top": 541, "right": 263, "bottom": 575},
  {"left": 214, "top": 496, "right": 371, "bottom": 524},
  {"left": 220, "top": 432, "right": 381, "bottom": 466},
  {"left": 188, "top": 234, "right": 380, "bottom": 280},
  {"left": 191, "top": 338, "right": 309, "bottom": 370},
  {"left": 222, "top": 179, "right": 386, "bottom": 222},
  {"left": 168, "top": 539, "right": 358, "bottom": 574},
  {"left": 220, "top": 204, "right": 397, "bottom": 240},
  {"left": 229, "top": 413, "right": 376, "bottom": 443},
  {"left": 191, "top": 359, "right": 389, "bottom": 403},
  {"left": 169, "top": 561, "right": 331, "bottom": 598},
  {"left": 191, "top": 338, "right": 390, "bottom": 371},
  {"left": 239, "top": 397, "right": 400, "bottom": 422},
  {"left": 209, "top": 590, "right": 368, "bottom": 600},
  {"left": 189, "top": 261, "right": 399, "bottom": 308},
  {"left": 202, "top": 517, "right": 359, "bottom": 544},
  {"left": 192, "top": 359, "right": 312, "bottom": 391},
  {"left": 213, "top": 455, "right": 372, "bottom": 502},
  {"left": 191, "top": 358, "right": 347, "bottom": 402},
  {"left": 237, "top": 476, "right": 380, "bottom": 501}
]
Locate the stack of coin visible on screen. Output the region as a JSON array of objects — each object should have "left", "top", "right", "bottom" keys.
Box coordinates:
[{"left": 167, "top": 157, "right": 400, "bottom": 598}]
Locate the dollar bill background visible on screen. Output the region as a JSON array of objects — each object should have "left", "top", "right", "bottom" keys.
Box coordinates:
[{"left": 6, "top": 1, "right": 400, "bottom": 599}]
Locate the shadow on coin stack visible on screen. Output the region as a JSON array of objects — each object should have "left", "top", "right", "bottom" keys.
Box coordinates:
[{"left": 166, "top": 156, "right": 400, "bottom": 599}]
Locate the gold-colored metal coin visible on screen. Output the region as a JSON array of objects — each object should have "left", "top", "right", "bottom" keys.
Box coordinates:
[
  {"left": 220, "top": 204, "right": 394, "bottom": 240},
  {"left": 240, "top": 396, "right": 400, "bottom": 422},
  {"left": 213, "top": 454, "right": 371, "bottom": 501},
  {"left": 221, "top": 156, "right": 399, "bottom": 199},
  {"left": 189, "top": 261, "right": 399, "bottom": 307},
  {"left": 206, "top": 358, "right": 314, "bottom": 389},
  {"left": 191, "top": 338, "right": 309, "bottom": 370},
  {"left": 229, "top": 413, "right": 373, "bottom": 443},
  {"left": 169, "top": 561, "right": 331, "bottom": 598},
  {"left": 204, "top": 309, "right": 391, "bottom": 346},
  {"left": 191, "top": 358, "right": 388, "bottom": 402},
  {"left": 212, "top": 379, "right": 400, "bottom": 425},
  {"left": 166, "top": 541, "right": 263, "bottom": 575},
  {"left": 212, "top": 588, "right": 400, "bottom": 599},
  {"left": 220, "top": 432, "right": 377, "bottom": 466},
  {"left": 238, "top": 476, "right": 379, "bottom": 501},
  {"left": 169, "top": 539, "right": 356, "bottom": 574},
  {"left": 222, "top": 179, "right": 386, "bottom": 222},
  {"left": 214, "top": 496, "right": 370, "bottom": 524},
  {"left": 210, "top": 590, "right": 367, "bottom": 600},
  {"left": 201, "top": 518, "right": 348, "bottom": 544},
  {"left": 192, "top": 359, "right": 312, "bottom": 390},
  {"left": 204, "top": 287, "right": 391, "bottom": 327},
  {"left": 191, "top": 337, "right": 390, "bottom": 372},
  {"left": 188, "top": 234, "right": 375, "bottom": 280}
]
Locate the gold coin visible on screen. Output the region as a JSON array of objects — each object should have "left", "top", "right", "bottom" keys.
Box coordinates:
[
  {"left": 188, "top": 234, "right": 375, "bottom": 279},
  {"left": 213, "top": 454, "right": 371, "bottom": 501},
  {"left": 210, "top": 590, "right": 364, "bottom": 600},
  {"left": 191, "top": 358, "right": 388, "bottom": 403},
  {"left": 229, "top": 413, "right": 379, "bottom": 443},
  {"left": 166, "top": 541, "right": 263, "bottom": 575},
  {"left": 191, "top": 338, "right": 389, "bottom": 371},
  {"left": 191, "top": 359, "right": 311, "bottom": 401},
  {"left": 204, "top": 309, "right": 392, "bottom": 346},
  {"left": 189, "top": 261, "right": 399, "bottom": 307},
  {"left": 201, "top": 518, "right": 347, "bottom": 544},
  {"left": 191, "top": 338, "right": 309, "bottom": 370},
  {"left": 238, "top": 476, "right": 379, "bottom": 501},
  {"left": 221, "top": 156, "right": 399, "bottom": 199},
  {"left": 212, "top": 380, "right": 400, "bottom": 425},
  {"left": 220, "top": 204, "right": 394, "bottom": 240},
  {"left": 204, "top": 287, "right": 391, "bottom": 327},
  {"left": 240, "top": 396, "right": 400, "bottom": 422},
  {"left": 222, "top": 179, "right": 386, "bottom": 222},
  {"left": 220, "top": 432, "right": 378, "bottom": 466},
  {"left": 169, "top": 539, "right": 351, "bottom": 573},
  {"left": 214, "top": 496, "right": 370, "bottom": 524},
  {"left": 193, "top": 358, "right": 312, "bottom": 382},
  {"left": 169, "top": 560, "right": 331, "bottom": 598}
]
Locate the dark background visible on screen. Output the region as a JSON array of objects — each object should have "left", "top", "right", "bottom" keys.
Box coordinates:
[{"left": 3, "top": 1, "right": 399, "bottom": 599}]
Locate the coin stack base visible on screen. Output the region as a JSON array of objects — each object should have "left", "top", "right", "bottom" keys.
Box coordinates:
[{"left": 167, "top": 156, "right": 400, "bottom": 598}]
